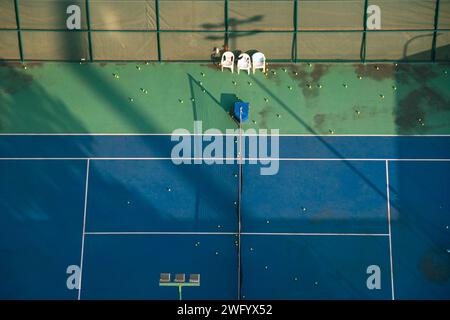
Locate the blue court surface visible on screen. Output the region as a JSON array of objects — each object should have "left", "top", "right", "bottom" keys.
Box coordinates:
[{"left": 0, "top": 134, "right": 449, "bottom": 300}]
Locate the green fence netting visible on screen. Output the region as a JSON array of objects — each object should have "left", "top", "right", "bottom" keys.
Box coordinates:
[{"left": 0, "top": 0, "right": 449, "bottom": 62}]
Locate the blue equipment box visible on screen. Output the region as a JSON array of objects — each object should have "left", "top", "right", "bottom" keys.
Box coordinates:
[{"left": 233, "top": 101, "right": 249, "bottom": 122}]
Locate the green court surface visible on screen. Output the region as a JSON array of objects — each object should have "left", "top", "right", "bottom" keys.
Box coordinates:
[{"left": 1, "top": 61, "right": 449, "bottom": 134}]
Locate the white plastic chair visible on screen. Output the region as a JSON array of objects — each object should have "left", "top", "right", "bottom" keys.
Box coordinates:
[
  {"left": 237, "top": 53, "right": 251, "bottom": 75},
  {"left": 252, "top": 52, "right": 266, "bottom": 74},
  {"left": 220, "top": 51, "right": 235, "bottom": 73}
]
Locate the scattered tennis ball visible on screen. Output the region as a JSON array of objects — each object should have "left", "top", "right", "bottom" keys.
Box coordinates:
[
  {"left": 343, "top": 83, "right": 348, "bottom": 88},
  {"left": 136, "top": 65, "right": 141, "bottom": 70},
  {"left": 380, "top": 94, "right": 385, "bottom": 99},
  {"left": 317, "top": 84, "right": 322, "bottom": 89}
]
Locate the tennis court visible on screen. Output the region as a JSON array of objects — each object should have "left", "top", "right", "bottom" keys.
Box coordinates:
[
  {"left": 1, "top": 0, "right": 450, "bottom": 301},
  {"left": 0, "top": 134, "right": 449, "bottom": 299}
]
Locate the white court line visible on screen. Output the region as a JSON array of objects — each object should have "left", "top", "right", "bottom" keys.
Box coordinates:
[
  {"left": 77, "top": 159, "right": 90, "bottom": 301},
  {"left": 1, "top": 133, "right": 450, "bottom": 137},
  {"left": 84, "top": 231, "right": 389, "bottom": 237},
  {"left": 1, "top": 157, "right": 450, "bottom": 162},
  {"left": 385, "top": 160, "right": 395, "bottom": 300},
  {"left": 85, "top": 231, "right": 237, "bottom": 236},
  {"left": 242, "top": 232, "right": 389, "bottom": 237}
]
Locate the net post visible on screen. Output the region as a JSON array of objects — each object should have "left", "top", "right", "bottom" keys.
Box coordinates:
[
  {"left": 85, "top": 0, "right": 94, "bottom": 62},
  {"left": 155, "top": 0, "right": 162, "bottom": 62},
  {"left": 13, "top": 0, "right": 24, "bottom": 63},
  {"left": 431, "top": 0, "right": 441, "bottom": 62}
]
